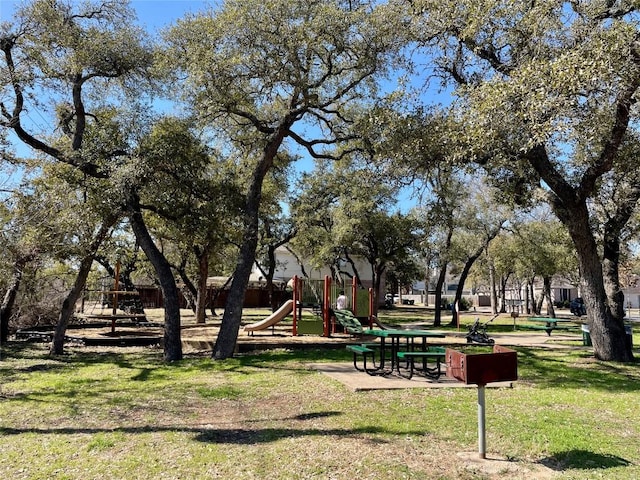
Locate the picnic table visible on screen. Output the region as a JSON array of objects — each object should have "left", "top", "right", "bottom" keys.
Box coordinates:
[
  {"left": 526, "top": 317, "right": 579, "bottom": 336},
  {"left": 358, "top": 328, "right": 446, "bottom": 376}
]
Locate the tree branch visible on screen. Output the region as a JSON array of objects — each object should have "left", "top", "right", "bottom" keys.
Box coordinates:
[{"left": 580, "top": 36, "right": 640, "bottom": 199}]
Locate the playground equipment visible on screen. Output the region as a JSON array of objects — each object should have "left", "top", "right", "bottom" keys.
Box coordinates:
[
  {"left": 16, "top": 261, "right": 162, "bottom": 347},
  {"left": 243, "top": 275, "right": 378, "bottom": 336},
  {"left": 292, "top": 275, "right": 377, "bottom": 337},
  {"left": 77, "top": 261, "right": 147, "bottom": 333},
  {"left": 332, "top": 310, "right": 364, "bottom": 335},
  {"left": 243, "top": 300, "right": 294, "bottom": 334}
]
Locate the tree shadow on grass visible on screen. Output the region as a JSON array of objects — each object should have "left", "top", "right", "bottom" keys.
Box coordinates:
[
  {"left": 192, "top": 425, "right": 390, "bottom": 444},
  {"left": 540, "top": 449, "right": 631, "bottom": 471},
  {"left": 0, "top": 410, "right": 411, "bottom": 446},
  {"left": 1, "top": 341, "right": 333, "bottom": 381},
  {"left": 291, "top": 411, "right": 342, "bottom": 421},
  {"left": 0, "top": 406, "right": 418, "bottom": 446},
  {"left": 515, "top": 347, "right": 640, "bottom": 393}
]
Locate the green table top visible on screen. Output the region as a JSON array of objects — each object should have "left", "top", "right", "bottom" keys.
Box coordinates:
[
  {"left": 528, "top": 317, "right": 575, "bottom": 323},
  {"left": 363, "top": 328, "right": 446, "bottom": 338}
]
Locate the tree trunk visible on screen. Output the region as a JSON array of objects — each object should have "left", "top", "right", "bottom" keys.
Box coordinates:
[
  {"left": 372, "top": 264, "right": 385, "bottom": 317},
  {"left": 526, "top": 278, "right": 535, "bottom": 315},
  {"left": 195, "top": 247, "right": 209, "bottom": 324},
  {"left": 489, "top": 261, "right": 498, "bottom": 315},
  {"left": 1, "top": 281, "right": 18, "bottom": 343},
  {"left": 209, "top": 276, "right": 233, "bottom": 318},
  {"left": 535, "top": 287, "right": 544, "bottom": 315},
  {"left": 180, "top": 284, "right": 196, "bottom": 313},
  {"left": 50, "top": 219, "right": 116, "bottom": 355},
  {"left": 423, "top": 269, "right": 430, "bottom": 307},
  {"left": 174, "top": 257, "right": 197, "bottom": 313},
  {"left": 433, "top": 263, "right": 447, "bottom": 327},
  {"left": 526, "top": 127, "right": 634, "bottom": 360},
  {"left": 602, "top": 186, "right": 640, "bottom": 323},
  {"left": 212, "top": 194, "right": 260, "bottom": 359},
  {"left": 451, "top": 269, "right": 471, "bottom": 327},
  {"left": 50, "top": 252, "right": 95, "bottom": 355},
  {"left": 212, "top": 166, "right": 266, "bottom": 359},
  {"left": 449, "top": 241, "right": 490, "bottom": 326},
  {"left": 265, "top": 244, "right": 278, "bottom": 312},
  {"left": 212, "top": 123, "right": 288, "bottom": 359},
  {"left": 0, "top": 256, "right": 31, "bottom": 343},
  {"left": 499, "top": 274, "right": 509, "bottom": 313},
  {"left": 578, "top": 243, "right": 630, "bottom": 361},
  {"left": 542, "top": 276, "right": 555, "bottom": 317},
  {"left": 603, "top": 233, "right": 625, "bottom": 322},
  {"left": 343, "top": 252, "right": 364, "bottom": 289},
  {"left": 554, "top": 200, "right": 631, "bottom": 361},
  {"left": 126, "top": 194, "right": 182, "bottom": 362}
]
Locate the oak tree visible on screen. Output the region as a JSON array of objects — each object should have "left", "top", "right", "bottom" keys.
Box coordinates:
[
  {"left": 165, "top": 0, "right": 398, "bottom": 358},
  {"left": 409, "top": 0, "right": 640, "bottom": 360}
]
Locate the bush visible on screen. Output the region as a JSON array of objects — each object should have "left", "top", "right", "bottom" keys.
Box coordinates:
[
  {"left": 8, "top": 271, "right": 70, "bottom": 334},
  {"left": 440, "top": 297, "right": 472, "bottom": 311},
  {"left": 440, "top": 297, "right": 452, "bottom": 309},
  {"left": 458, "top": 297, "right": 472, "bottom": 311}
]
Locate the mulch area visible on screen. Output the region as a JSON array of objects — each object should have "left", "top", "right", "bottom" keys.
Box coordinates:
[{"left": 59, "top": 316, "right": 582, "bottom": 351}]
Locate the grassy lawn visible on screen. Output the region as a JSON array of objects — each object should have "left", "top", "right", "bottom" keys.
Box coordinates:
[{"left": 1, "top": 333, "right": 639, "bottom": 479}]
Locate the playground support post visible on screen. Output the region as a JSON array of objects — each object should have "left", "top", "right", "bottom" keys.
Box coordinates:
[
  {"left": 351, "top": 276, "right": 358, "bottom": 316},
  {"left": 292, "top": 276, "right": 299, "bottom": 336},
  {"left": 368, "top": 288, "right": 374, "bottom": 328},
  {"left": 323, "top": 276, "right": 330, "bottom": 337},
  {"left": 111, "top": 261, "right": 120, "bottom": 333}
]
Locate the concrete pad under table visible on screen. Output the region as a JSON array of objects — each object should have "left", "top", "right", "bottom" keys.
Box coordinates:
[{"left": 307, "top": 362, "right": 513, "bottom": 392}]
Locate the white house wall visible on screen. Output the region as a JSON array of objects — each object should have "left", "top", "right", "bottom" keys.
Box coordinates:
[
  {"left": 255, "top": 247, "right": 375, "bottom": 284},
  {"left": 624, "top": 288, "right": 640, "bottom": 310}
]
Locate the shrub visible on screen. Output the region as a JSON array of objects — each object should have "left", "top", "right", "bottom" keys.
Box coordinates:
[{"left": 440, "top": 297, "right": 472, "bottom": 311}]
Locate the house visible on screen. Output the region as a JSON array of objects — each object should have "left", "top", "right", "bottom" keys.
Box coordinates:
[
  {"left": 254, "top": 246, "right": 383, "bottom": 292},
  {"left": 407, "top": 272, "right": 640, "bottom": 315}
]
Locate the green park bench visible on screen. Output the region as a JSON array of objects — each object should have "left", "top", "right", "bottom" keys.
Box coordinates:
[
  {"left": 523, "top": 317, "right": 581, "bottom": 336},
  {"left": 346, "top": 344, "right": 376, "bottom": 374},
  {"left": 396, "top": 346, "right": 446, "bottom": 380}
]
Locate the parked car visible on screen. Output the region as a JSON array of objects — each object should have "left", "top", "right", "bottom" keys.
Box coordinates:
[
  {"left": 384, "top": 293, "right": 398, "bottom": 308},
  {"left": 570, "top": 297, "right": 586, "bottom": 316}
]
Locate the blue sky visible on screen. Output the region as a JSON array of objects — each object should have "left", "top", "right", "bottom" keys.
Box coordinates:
[{"left": 128, "top": 0, "right": 212, "bottom": 29}]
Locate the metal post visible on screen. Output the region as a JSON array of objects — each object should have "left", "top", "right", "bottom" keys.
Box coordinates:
[
  {"left": 477, "top": 384, "right": 486, "bottom": 459},
  {"left": 323, "top": 275, "right": 330, "bottom": 337},
  {"left": 112, "top": 261, "right": 120, "bottom": 334},
  {"left": 292, "top": 276, "right": 298, "bottom": 336},
  {"left": 368, "top": 288, "right": 374, "bottom": 328}
]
